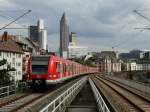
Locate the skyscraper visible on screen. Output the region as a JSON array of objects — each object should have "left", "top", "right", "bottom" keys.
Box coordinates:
[
  {"left": 38, "top": 19, "right": 47, "bottom": 50},
  {"left": 60, "top": 13, "right": 69, "bottom": 58},
  {"left": 29, "top": 25, "right": 39, "bottom": 43},
  {"left": 29, "top": 19, "right": 47, "bottom": 50}
]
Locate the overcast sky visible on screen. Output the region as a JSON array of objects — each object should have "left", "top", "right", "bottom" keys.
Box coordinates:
[{"left": 1, "top": 0, "right": 150, "bottom": 53}]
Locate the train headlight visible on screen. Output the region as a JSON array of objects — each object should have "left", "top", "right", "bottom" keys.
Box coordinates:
[{"left": 49, "top": 75, "right": 52, "bottom": 78}]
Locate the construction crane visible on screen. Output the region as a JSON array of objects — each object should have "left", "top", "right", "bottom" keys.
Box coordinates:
[{"left": 0, "top": 10, "right": 31, "bottom": 30}]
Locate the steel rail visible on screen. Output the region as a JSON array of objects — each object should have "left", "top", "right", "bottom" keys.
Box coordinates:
[{"left": 95, "top": 76, "right": 150, "bottom": 112}]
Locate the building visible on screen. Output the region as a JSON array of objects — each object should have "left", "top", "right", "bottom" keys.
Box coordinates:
[
  {"left": 60, "top": 13, "right": 70, "bottom": 58},
  {"left": 130, "top": 62, "right": 137, "bottom": 71},
  {"left": 123, "top": 60, "right": 150, "bottom": 71},
  {"left": 139, "top": 50, "right": 150, "bottom": 60},
  {"left": 39, "top": 29, "right": 47, "bottom": 50},
  {"left": 29, "top": 25, "right": 38, "bottom": 43},
  {"left": 69, "top": 32, "right": 77, "bottom": 45},
  {"left": 11, "top": 35, "right": 41, "bottom": 76},
  {"left": 119, "top": 50, "right": 142, "bottom": 60},
  {"left": 68, "top": 44, "right": 88, "bottom": 58},
  {"left": 29, "top": 19, "right": 47, "bottom": 50},
  {"left": 98, "top": 52, "right": 122, "bottom": 73},
  {"left": 111, "top": 58, "right": 122, "bottom": 72},
  {"left": 0, "top": 32, "right": 23, "bottom": 81},
  {"left": 98, "top": 56, "right": 112, "bottom": 73},
  {"left": 136, "top": 60, "right": 150, "bottom": 71},
  {"left": 99, "top": 57, "right": 121, "bottom": 73},
  {"left": 38, "top": 19, "right": 47, "bottom": 50},
  {"left": 12, "top": 35, "right": 40, "bottom": 55}
]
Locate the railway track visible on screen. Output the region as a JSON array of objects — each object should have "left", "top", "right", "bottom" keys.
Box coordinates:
[
  {"left": 0, "top": 83, "right": 65, "bottom": 112},
  {"left": 0, "top": 93, "right": 29, "bottom": 107},
  {"left": 92, "top": 75, "right": 150, "bottom": 112},
  {"left": 0, "top": 77, "right": 85, "bottom": 112},
  {"left": 0, "top": 93, "right": 46, "bottom": 112}
]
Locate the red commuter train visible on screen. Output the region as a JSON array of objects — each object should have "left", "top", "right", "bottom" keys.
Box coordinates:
[{"left": 28, "top": 55, "right": 98, "bottom": 86}]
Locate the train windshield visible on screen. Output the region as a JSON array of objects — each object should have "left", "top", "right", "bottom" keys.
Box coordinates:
[{"left": 32, "top": 56, "right": 49, "bottom": 74}]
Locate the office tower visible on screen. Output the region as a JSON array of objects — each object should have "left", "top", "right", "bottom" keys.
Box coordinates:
[
  {"left": 38, "top": 19, "right": 47, "bottom": 50},
  {"left": 29, "top": 25, "right": 39, "bottom": 43},
  {"left": 60, "top": 13, "right": 69, "bottom": 58},
  {"left": 39, "top": 29, "right": 47, "bottom": 50},
  {"left": 29, "top": 19, "right": 47, "bottom": 50},
  {"left": 38, "top": 19, "right": 44, "bottom": 30}
]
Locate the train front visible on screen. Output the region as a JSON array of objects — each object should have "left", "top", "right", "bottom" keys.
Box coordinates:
[{"left": 29, "top": 55, "right": 50, "bottom": 87}]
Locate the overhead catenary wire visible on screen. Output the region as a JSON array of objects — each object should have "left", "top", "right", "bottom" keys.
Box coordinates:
[
  {"left": 0, "top": 14, "right": 27, "bottom": 28},
  {"left": 112, "top": 30, "right": 143, "bottom": 49},
  {"left": 133, "top": 10, "right": 150, "bottom": 22},
  {"left": 0, "top": 9, "right": 30, "bottom": 12},
  {"left": 0, "top": 10, "right": 31, "bottom": 31},
  {"left": 111, "top": 1, "right": 150, "bottom": 50},
  {"left": 133, "top": 9, "right": 150, "bottom": 31}
]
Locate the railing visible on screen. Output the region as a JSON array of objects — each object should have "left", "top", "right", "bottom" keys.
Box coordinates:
[
  {"left": 40, "top": 77, "right": 87, "bottom": 112},
  {"left": 0, "top": 84, "right": 16, "bottom": 98},
  {"left": 89, "top": 78, "right": 110, "bottom": 112}
]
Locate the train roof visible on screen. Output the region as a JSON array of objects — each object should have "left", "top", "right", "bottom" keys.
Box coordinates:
[
  {"left": 32, "top": 55, "right": 50, "bottom": 57},
  {"left": 31, "top": 55, "right": 95, "bottom": 68}
]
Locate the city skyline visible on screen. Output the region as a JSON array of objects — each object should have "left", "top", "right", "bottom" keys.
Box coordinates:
[{"left": 1, "top": 0, "right": 150, "bottom": 52}]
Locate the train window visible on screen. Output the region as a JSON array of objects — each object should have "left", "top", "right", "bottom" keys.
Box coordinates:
[
  {"left": 72, "top": 64, "right": 74, "bottom": 73},
  {"left": 66, "top": 65, "right": 69, "bottom": 72},
  {"left": 63, "top": 64, "right": 66, "bottom": 73},
  {"left": 68, "top": 65, "right": 71, "bottom": 72},
  {"left": 32, "top": 65, "right": 48, "bottom": 74},
  {"left": 57, "top": 63, "right": 63, "bottom": 74}
]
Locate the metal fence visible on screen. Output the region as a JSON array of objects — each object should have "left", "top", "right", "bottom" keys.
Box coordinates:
[
  {"left": 40, "top": 77, "right": 87, "bottom": 112},
  {"left": 89, "top": 78, "right": 110, "bottom": 112},
  {"left": 0, "top": 84, "right": 16, "bottom": 98}
]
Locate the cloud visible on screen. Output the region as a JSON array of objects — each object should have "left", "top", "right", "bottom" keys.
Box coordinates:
[{"left": 0, "top": 0, "right": 150, "bottom": 52}]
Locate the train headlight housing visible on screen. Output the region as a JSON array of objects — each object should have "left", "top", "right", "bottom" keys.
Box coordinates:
[
  {"left": 49, "top": 74, "right": 56, "bottom": 78},
  {"left": 49, "top": 74, "right": 53, "bottom": 78}
]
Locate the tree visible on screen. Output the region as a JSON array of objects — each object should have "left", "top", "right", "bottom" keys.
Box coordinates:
[
  {"left": 0, "top": 59, "right": 15, "bottom": 86},
  {"left": 71, "top": 55, "right": 97, "bottom": 67}
]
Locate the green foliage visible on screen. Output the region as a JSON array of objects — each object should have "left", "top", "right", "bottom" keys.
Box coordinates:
[
  {"left": 72, "top": 55, "right": 97, "bottom": 67},
  {"left": 0, "top": 59, "right": 16, "bottom": 86},
  {"left": 16, "top": 81, "right": 28, "bottom": 92}
]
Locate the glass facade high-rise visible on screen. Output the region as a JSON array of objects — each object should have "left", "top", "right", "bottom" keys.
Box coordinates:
[
  {"left": 38, "top": 19, "right": 47, "bottom": 50},
  {"left": 29, "top": 19, "right": 47, "bottom": 50},
  {"left": 29, "top": 26, "right": 39, "bottom": 43},
  {"left": 60, "top": 13, "right": 69, "bottom": 58}
]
